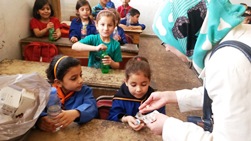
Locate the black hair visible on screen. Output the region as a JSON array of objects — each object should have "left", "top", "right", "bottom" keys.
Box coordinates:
[
  {"left": 75, "top": 0, "right": 92, "bottom": 17},
  {"left": 33, "top": 0, "right": 54, "bottom": 19},
  {"left": 125, "top": 56, "right": 151, "bottom": 81},
  {"left": 46, "top": 55, "right": 81, "bottom": 83},
  {"left": 129, "top": 8, "right": 140, "bottom": 17}
]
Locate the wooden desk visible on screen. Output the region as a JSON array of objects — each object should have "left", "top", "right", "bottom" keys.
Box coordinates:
[
  {"left": 24, "top": 119, "right": 162, "bottom": 141},
  {"left": 123, "top": 29, "right": 142, "bottom": 46},
  {"left": 20, "top": 37, "right": 139, "bottom": 69},
  {"left": 0, "top": 59, "right": 124, "bottom": 98}
]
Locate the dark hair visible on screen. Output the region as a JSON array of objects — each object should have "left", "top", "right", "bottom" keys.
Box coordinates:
[
  {"left": 125, "top": 56, "right": 151, "bottom": 80},
  {"left": 96, "top": 10, "right": 116, "bottom": 26},
  {"left": 129, "top": 8, "right": 140, "bottom": 17},
  {"left": 33, "top": 0, "right": 54, "bottom": 19},
  {"left": 75, "top": 0, "right": 92, "bottom": 17},
  {"left": 46, "top": 55, "right": 81, "bottom": 83}
]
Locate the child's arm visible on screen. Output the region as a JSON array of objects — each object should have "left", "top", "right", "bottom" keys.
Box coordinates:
[
  {"left": 121, "top": 115, "right": 145, "bottom": 131},
  {"left": 72, "top": 42, "right": 107, "bottom": 51},
  {"left": 33, "top": 22, "right": 54, "bottom": 37},
  {"left": 53, "top": 28, "right": 61, "bottom": 40}
]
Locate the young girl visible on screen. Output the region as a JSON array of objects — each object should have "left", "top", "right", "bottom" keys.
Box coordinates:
[
  {"left": 36, "top": 55, "right": 98, "bottom": 132},
  {"left": 69, "top": 0, "right": 97, "bottom": 43},
  {"left": 72, "top": 10, "right": 122, "bottom": 69},
  {"left": 108, "top": 56, "right": 166, "bottom": 131},
  {"left": 109, "top": 9, "right": 127, "bottom": 45},
  {"left": 117, "top": 0, "right": 132, "bottom": 20},
  {"left": 30, "top": 0, "right": 61, "bottom": 39}
]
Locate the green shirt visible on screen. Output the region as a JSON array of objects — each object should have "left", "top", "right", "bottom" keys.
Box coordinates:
[{"left": 79, "top": 34, "right": 122, "bottom": 68}]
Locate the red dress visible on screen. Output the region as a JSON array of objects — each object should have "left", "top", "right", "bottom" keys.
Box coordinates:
[{"left": 30, "top": 17, "right": 60, "bottom": 36}]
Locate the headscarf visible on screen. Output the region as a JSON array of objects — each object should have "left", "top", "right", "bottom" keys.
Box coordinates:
[{"left": 153, "top": 0, "right": 246, "bottom": 74}]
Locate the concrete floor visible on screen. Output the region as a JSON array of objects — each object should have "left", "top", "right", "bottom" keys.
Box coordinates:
[{"left": 139, "top": 35, "right": 203, "bottom": 121}]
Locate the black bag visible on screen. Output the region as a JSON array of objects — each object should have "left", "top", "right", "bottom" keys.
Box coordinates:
[{"left": 187, "top": 40, "right": 251, "bottom": 132}]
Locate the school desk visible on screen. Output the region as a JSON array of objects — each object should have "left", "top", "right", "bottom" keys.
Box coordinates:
[
  {"left": 19, "top": 36, "right": 139, "bottom": 69},
  {"left": 123, "top": 28, "right": 143, "bottom": 46},
  {"left": 24, "top": 119, "right": 162, "bottom": 141},
  {"left": 0, "top": 59, "right": 124, "bottom": 98}
]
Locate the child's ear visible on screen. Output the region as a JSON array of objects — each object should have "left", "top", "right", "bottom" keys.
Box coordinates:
[{"left": 54, "top": 79, "right": 63, "bottom": 87}]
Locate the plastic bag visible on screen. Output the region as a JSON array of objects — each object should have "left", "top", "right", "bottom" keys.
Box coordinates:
[{"left": 0, "top": 73, "right": 51, "bottom": 140}]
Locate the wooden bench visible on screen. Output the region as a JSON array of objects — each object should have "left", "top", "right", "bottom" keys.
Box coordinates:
[
  {"left": 123, "top": 29, "right": 142, "bottom": 46},
  {"left": 20, "top": 36, "right": 139, "bottom": 69}
]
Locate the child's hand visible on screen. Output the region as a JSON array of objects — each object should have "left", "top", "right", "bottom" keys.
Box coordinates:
[
  {"left": 56, "top": 110, "right": 80, "bottom": 128},
  {"left": 113, "top": 34, "right": 121, "bottom": 41},
  {"left": 47, "top": 22, "right": 54, "bottom": 30},
  {"left": 70, "top": 36, "right": 78, "bottom": 43},
  {"left": 36, "top": 116, "right": 58, "bottom": 132},
  {"left": 97, "top": 44, "right": 107, "bottom": 51},
  {"left": 102, "top": 55, "right": 113, "bottom": 65},
  {"left": 126, "top": 116, "right": 145, "bottom": 131}
]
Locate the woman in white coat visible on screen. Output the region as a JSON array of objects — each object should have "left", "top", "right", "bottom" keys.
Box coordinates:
[{"left": 139, "top": 0, "right": 251, "bottom": 141}]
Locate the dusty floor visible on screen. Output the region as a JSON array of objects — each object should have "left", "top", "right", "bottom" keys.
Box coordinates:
[{"left": 139, "top": 35, "right": 203, "bottom": 121}]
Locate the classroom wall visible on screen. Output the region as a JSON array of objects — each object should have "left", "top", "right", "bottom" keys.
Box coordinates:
[{"left": 0, "top": 0, "right": 250, "bottom": 61}]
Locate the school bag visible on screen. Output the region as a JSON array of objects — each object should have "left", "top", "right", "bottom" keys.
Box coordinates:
[
  {"left": 96, "top": 95, "right": 114, "bottom": 120},
  {"left": 24, "top": 42, "right": 58, "bottom": 62},
  {"left": 187, "top": 40, "right": 251, "bottom": 132}
]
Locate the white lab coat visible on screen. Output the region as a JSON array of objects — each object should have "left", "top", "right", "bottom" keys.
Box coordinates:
[{"left": 162, "top": 24, "right": 251, "bottom": 141}]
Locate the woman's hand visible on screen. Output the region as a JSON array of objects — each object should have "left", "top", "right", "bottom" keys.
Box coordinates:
[
  {"left": 139, "top": 91, "right": 177, "bottom": 114},
  {"left": 146, "top": 113, "right": 168, "bottom": 135}
]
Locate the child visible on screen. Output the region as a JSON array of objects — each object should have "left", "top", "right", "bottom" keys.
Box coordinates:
[
  {"left": 69, "top": 0, "right": 97, "bottom": 43},
  {"left": 117, "top": 0, "right": 132, "bottom": 20},
  {"left": 108, "top": 56, "right": 166, "bottom": 131},
  {"left": 72, "top": 10, "right": 122, "bottom": 69},
  {"left": 36, "top": 55, "right": 98, "bottom": 132},
  {"left": 119, "top": 8, "right": 146, "bottom": 30},
  {"left": 109, "top": 9, "right": 127, "bottom": 45},
  {"left": 107, "top": 0, "right": 115, "bottom": 9},
  {"left": 30, "top": 0, "right": 61, "bottom": 39},
  {"left": 92, "top": 0, "right": 112, "bottom": 19}
]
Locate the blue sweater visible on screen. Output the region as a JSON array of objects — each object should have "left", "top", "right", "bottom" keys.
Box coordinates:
[
  {"left": 69, "top": 18, "right": 97, "bottom": 40},
  {"left": 120, "top": 18, "right": 146, "bottom": 30}
]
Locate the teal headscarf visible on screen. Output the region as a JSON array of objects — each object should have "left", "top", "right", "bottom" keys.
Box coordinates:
[{"left": 153, "top": 0, "right": 246, "bottom": 74}]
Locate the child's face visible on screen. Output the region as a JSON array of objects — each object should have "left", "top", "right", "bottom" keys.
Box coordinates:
[
  {"left": 121, "top": 0, "right": 130, "bottom": 6},
  {"left": 57, "top": 65, "right": 84, "bottom": 94},
  {"left": 130, "top": 14, "right": 140, "bottom": 24},
  {"left": 96, "top": 16, "right": 115, "bottom": 38},
  {"left": 38, "top": 3, "right": 51, "bottom": 19},
  {"left": 77, "top": 5, "right": 91, "bottom": 20},
  {"left": 125, "top": 71, "right": 150, "bottom": 99},
  {"left": 100, "top": 0, "right": 109, "bottom": 6}
]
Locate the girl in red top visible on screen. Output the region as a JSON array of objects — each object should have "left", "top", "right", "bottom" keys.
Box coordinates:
[{"left": 30, "top": 0, "right": 61, "bottom": 40}]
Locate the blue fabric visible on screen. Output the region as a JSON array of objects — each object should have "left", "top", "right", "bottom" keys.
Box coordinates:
[
  {"left": 92, "top": 3, "right": 105, "bottom": 19},
  {"left": 108, "top": 83, "right": 166, "bottom": 122},
  {"left": 79, "top": 34, "right": 122, "bottom": 68},
  {"left": 120, "top": 18, "right": 146, "bottom": 30},
  {"left": 152, "top": 0, "right": 245, "bottom": 74},
  {"left": 69, "top": 18, "right": 97, "bottom": 40},
  {"left": 106, "top": 1, "right": 115, "bottom": 8},
  {"left": 39, "top": 85, "right": 98, "bottom": 124},
  {"left": 110, "top": 26, "right": 128, "bottom": 45}
]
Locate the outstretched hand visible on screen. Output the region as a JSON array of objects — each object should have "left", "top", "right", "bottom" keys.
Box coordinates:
[{"left": 139, "top": 91, "right": 176, "bottom": 114}]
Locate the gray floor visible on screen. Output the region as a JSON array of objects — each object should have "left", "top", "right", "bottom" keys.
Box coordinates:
[{"left": 138, "top": 35, "right": 203, "bottom": 121}]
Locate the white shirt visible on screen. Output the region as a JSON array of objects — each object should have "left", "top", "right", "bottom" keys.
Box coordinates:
[{"left": 163, "top": 24, "right": 251, "bottom": 141}]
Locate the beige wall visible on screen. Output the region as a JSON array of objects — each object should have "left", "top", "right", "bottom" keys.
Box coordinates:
[{"left": 0, "top": 0, "right": 250, "bottom": 61}]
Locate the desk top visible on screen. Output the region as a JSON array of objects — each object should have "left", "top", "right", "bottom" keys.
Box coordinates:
[
  {"left": 20, "top": 36, "right": 139, "bottom": 54},
  {"left": 124, "top": 29, "right": 143, "bottom": 33},
  {"left": 0, "top": 59, "right": 124, "bottom": 89},
  {"left": 25, "top": 119, "right": 162, "bottom": 141}
]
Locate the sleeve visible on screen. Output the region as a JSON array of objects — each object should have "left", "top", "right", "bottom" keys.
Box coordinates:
[
  {"left": 30, "top": 18, "right": 39, "bottom": 30},
  {"left": 112, "top": 41, "right": 122, "bottom": 62},
  {"left": 205, "top": 47, "right": 251, "bottom": 141},
  {"left": 75, "top": 87, "right": 98, "bottom": 124},
  {"left": 107, "top": 100, "right": 126, "bottom": 121},
  {"left": 120, "top": 19, "right": 127, "bottom": 25},
  {"left": 176, "top": 87, "right": 204, "bottom": 112},
  {"left": 139, "top": 23, "right": 146, "bottom": 30},
  {"left": 69, "top": 19, "right": 80, "bottom": 39},
  {"left": 118, "top": 28, "right": 127, "bottom": 44},
  {"left": 162, "top": 117, "right": 212, "bottom": 141}
]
